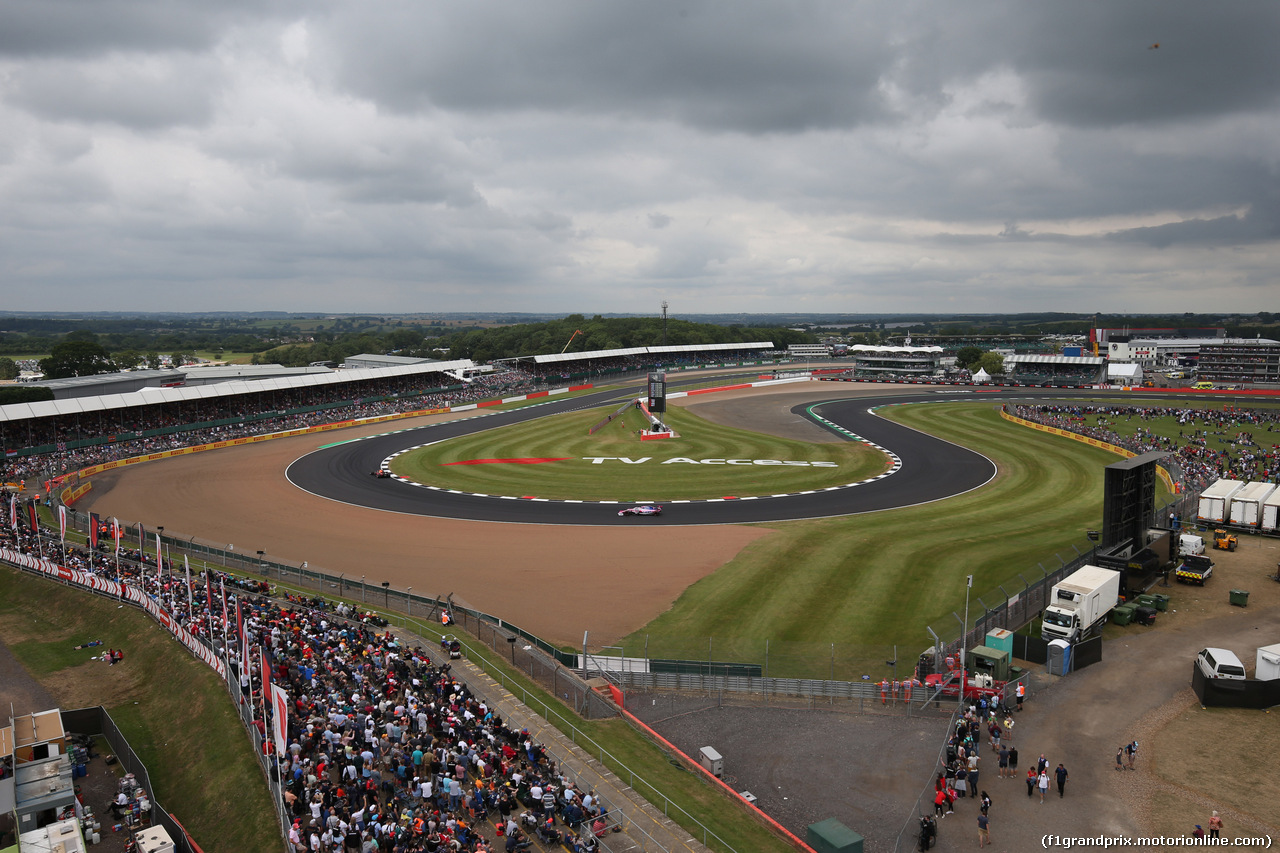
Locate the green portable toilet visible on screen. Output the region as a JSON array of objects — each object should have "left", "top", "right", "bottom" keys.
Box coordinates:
[{"left": 807, "top": 819, "right": 864, "bottom": 853}]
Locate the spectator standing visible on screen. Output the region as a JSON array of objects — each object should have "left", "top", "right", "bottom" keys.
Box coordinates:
[{"left": 1055, "top": 763, "right": 1068, "bottom": 798}]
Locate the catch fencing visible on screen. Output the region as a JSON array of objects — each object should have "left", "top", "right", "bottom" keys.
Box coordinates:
[{"left": 60, "top": 706, "right": 207, "bottom": 853}]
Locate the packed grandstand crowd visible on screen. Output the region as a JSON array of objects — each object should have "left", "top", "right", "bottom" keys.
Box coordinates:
[
  {"left": 2, "top": 348, "right": 775, "bottom": 483},
  {"left": 0, "top": 501, "right": 614, "bottom": 853},
  {"left": 1011, "top": 403, "right": 1280, "bottom": 492}
]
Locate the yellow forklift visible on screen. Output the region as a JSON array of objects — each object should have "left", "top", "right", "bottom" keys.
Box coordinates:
[{"left": 1213, "top": 528, "right": 1238, "bottom": 552}]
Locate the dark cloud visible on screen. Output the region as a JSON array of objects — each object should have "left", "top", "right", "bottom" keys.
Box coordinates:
[
  {"left": 0, "top": 0, "right": 294, "bottom": 58},
  {"left": 321, "top": 3, "right": 897, "bottom": 133},
  {"left": 10, "top": 60, "right": 216, "bottom": 129}
]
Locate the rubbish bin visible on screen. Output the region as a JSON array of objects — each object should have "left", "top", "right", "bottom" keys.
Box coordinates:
[
  {"left": 1148, "top": 593, "right": 1169, "bottom": 612},
  {"left": 1229, "top": 589, "right": 1250, "bottom": 607},
  {"left": 1110, "top": 604, "right": 1134, "bottom": 626},
  {"left": 1135, "top": 594, "right": 1158, "bottom": 609}
]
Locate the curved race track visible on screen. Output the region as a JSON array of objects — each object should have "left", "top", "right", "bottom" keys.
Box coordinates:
[{"left": 287, "top": 382, "right": 1042, "bottom": 525}]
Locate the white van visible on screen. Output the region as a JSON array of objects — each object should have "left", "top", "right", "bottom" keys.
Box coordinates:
[{"left": 1196, "top": 647, "right": 1246, "bottom": 680}]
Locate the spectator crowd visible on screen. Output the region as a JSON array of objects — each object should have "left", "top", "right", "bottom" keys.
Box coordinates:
[
  {"left": 1, "top": 495, "right": 615, "bottom": 853},
  {"left": 1012, "top": 403, "right": 1280, "bottom": 492}
]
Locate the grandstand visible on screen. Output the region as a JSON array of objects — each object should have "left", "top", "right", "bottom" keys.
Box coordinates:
[
  {"left": 846, "top": 344, "right": 943, "bottom": 378},
  {"left": 500, "top": 342, "right": 774, "bottom": 381},
  {"left": 1003, "top": 354, "right": 1106, "bottom": 386}
]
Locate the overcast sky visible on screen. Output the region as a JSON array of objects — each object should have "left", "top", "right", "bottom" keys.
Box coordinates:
[{"left": 2, "top": 2, "right": 1277, "bottom": 315}]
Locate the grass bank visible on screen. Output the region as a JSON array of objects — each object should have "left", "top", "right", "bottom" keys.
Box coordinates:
[
  {"left": 0, "top": 566, "right": 279, "bottom": 853},
  {"left": 621, "top": 400, "right": 1135, "bottom": 672}
]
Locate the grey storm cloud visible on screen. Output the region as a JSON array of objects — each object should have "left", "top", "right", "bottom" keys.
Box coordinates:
[{"left": 0, "top": 0, "right": 1277, "bottom": 313}]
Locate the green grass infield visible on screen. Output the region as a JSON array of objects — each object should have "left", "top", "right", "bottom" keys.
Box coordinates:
[{"left": 389, "top": 404, "right": 888, "bottom": 501}]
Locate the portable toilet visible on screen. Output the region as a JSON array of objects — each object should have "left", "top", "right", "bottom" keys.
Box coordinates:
[
  {"left": 1256, "top": 643, "right": 1280, "bottom": 681},
  {"left": 1047, "top": 639, "right": 1072, "bottom": 676}
]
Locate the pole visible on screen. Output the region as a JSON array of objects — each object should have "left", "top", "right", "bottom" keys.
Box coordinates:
[{"left": 961, "top": 574, "right": 973, "bottom": 711}]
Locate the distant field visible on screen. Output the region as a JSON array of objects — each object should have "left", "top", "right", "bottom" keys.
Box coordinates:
[{"left": 389, "top": 404, "right": 887, "bottom": 501}]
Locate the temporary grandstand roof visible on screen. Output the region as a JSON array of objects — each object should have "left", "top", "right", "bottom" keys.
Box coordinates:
[
  {"left": 848, "top": 344, "right": 943, "bottom": 354},
  {"left": 1005, "top": 354, "right": 1105, "bottom": 365},
  {"left": 343, "top": 353, "right": 443, "bottom": 369},
  {"left": 526, "top": 341, "right": 773, "bottom": 365},
  {"left": 0, "top": 359, "right": 474, "bottom": 423}
]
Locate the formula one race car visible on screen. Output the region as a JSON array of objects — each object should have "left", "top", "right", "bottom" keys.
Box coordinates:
[
  {"left": 371, "top": 469, "right": 392, "bottom": 478},
  {"left": 617, "top": 504, "right": 662, "bottom": 517}
]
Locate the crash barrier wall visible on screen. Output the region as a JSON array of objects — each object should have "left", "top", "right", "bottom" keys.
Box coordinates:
[
  {"left": 59, "top": 707, "right": 207, "bottom": 853},
  {"left": 1190, "top": 665, "right": 1280, "bottom": 709}
]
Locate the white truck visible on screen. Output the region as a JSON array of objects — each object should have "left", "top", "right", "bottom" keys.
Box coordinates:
[
  {"left": 1264, "top": 488, "right": 1280, "bottom": 534},
  {"left": 1230, "top": 482, "right": 1278, "bottom": 529},
  {"left": 1041, "top": 566, "right": 1123, "bottom": 643},
  {"left": 1197, "top": 479, "right": 1245, "bottom": 524}
]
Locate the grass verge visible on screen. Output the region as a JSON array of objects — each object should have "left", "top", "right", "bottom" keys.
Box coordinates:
[
  {"left": 391, "top": 404, "right": 885, "bottom": 500},
  {"left": 0, "top": 565, "right": 280, "bottom": 853},
  {"left": 621, "top": 400, "right": 1158, "bottom": 673}
]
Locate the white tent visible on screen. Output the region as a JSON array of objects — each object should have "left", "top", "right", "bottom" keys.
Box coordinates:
[
  {"left": 1108, "top": 363, "right": 1143, "bottom": 385},
  {"left": 972, "top": 368, "right": 991, "bottom": 384}
]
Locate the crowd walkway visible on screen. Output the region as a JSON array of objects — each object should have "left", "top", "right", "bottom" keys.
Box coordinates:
[{"left": 407, "top": 627, "right": 716, "bottom": 853}]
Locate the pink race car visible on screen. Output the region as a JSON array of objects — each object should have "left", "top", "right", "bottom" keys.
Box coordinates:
[{"left": 617, "top": 504, "right": 662, "bottom": 517}]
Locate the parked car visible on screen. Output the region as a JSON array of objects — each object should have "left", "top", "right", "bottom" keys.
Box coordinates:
[{"left": 1196, "top": 647, "right": 1246, "bottom": 680}]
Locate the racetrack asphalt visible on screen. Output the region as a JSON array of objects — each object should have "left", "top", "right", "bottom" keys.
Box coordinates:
[
  {"left": 285, "top": 382, "right": 1006, "bottom": 525},
  {"left": 286, "top": 381, "right": 1210, "bottom": 526}
]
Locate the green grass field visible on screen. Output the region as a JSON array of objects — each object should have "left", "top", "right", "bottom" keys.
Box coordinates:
[
  {"left": 619, "top": 400, "right": 1151, "bottom": 677},
  {"left": 390, "top": 404, "right": 887, "bottom": 500},
  {"left": 0, "top": 566, "right": 280, "bottom": 853}
]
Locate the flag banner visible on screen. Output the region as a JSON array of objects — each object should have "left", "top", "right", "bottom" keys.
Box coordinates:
[
  {"left": 9, "top": 494, "right": 16, "bottom": 530},
  {"left": 184, "top": 556, "right": 193, "bottom": 619},
  {"left": 155, "top": 532, "right": 162, "bottom": 573},
  {"left": 137, "top": 522, "right": 146, "bottom": 553},
  {"left": 89, "top": 513, "right": 100, "bottom": 549},
  {"left": 237, "top": 599, "right": 250, "bottom": 684},
  {"left": 113, "top": 518, "right": 122, "bottom": 554},
  {"left": 270, "top": 683, "right": 289, "bottom": 756},
  {"left": 219, "top": 577, "right": 229, "bottom": 636},
  {"left": 0, "top": 544, "right": 227, "bottom": 679},
  {"left": 205, "top": 570, "right": 215, "bottom": 645},
  {"left": 58, "top": 505, "right": 67, "bottom": 542},
  {"left": 26, "top": 501, "right": 37, "bottom": 533}
]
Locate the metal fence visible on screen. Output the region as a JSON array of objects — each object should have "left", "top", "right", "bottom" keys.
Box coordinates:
[
  {"left": 931, "top": 491, "right": 1200, "bottom": 665},
  {"left": 60, "top": 706, "right": 206, "bottom": 853}
]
